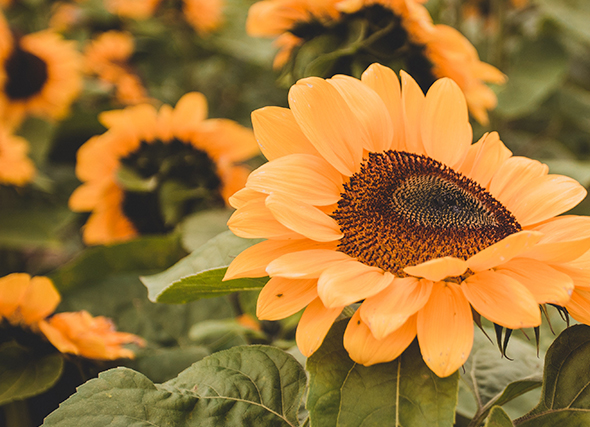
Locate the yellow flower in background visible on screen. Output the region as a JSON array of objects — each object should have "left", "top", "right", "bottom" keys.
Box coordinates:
[
  {"left": 183, "top": 0, "right": 225, "bottom": 37},
  {"left": 69, "top": 92, "right": 259, "bottom": 245},
  {"left": 0, "top": 127, "right": 35, "bottom": 186},
  {"left": 224, "top": 63, "right": 590, "bottom": 378},
  {"left": 0, "top": 14, "right": 82, "bottom": 128},
  {"left": 104, "top": 0, "right": 161, "bottom": 19},
  {"left": 38, "top": 311, "right": 145, "bottom": 360},
  {"left": 247, "top": 0, "right": 505, "bottom": 124},
  {"left": 83, "top": 30, "right": 149, "bottom": 105},
  {"left": 0, "top": 273, "right": 144, "bottom": 360}
]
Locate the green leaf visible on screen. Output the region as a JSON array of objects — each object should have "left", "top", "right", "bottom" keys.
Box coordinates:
[
  {"left": 0, "top": 207, "right": 74, "bottom": 249},
  {"left": 130, "top": 346, "right": 210, "bottom": 383},
  {"left": 537, "top": 0, "right": 590, "bottom": 44},
  {"left": 495, "top": 37, "right": 568, "bottom": 118},
  {"left": 140, "top": 230, "right": 266, "bottom": 303},
  {"left": 485, "top": 407, "right": 514, "bottom": 427},
  {"left": 515, "top": 325, "right": 590, "bottom": 426},
  {"left": 0, "top": 342, "right": 64, "bottom": 405},
  {"left": 306, "top": 319, "right": 458, "bottom": 427},
  {"left": 43, "top": 345, "right": 307, "bottom": 427},
  {"left": 188, "top": 318, "right": 265, "bottom": 352},
  {"left": 49, "top": 233, "right": 186, "bottom": 293}
]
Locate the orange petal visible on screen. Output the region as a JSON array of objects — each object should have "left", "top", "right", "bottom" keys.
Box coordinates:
[
  {"left": 488, "top": 157, "right": 548, "bottom": 206},
  {"left": 20, "top": 276, "right": 61, "bottom": 325},
  {"left": 404, "top": 256, "right": 467, "bottom": 282},
  {"left": 566, "top": 289, "right": 590, "bottom": 325},
  {"left": 265, "top": 193, "right": 343, "bottom": 242},
  {"left": 296, "top": 297, "right": 342, "bottom": 357},
  {"left": 462, "top": 270, "right": 541, "bottom": 329},
  {"left": 360, "top": 277, "right": 432, "bottom": 339},
  {"left": 0, "top": 273, "right": 30, "bottom": 319},
  {"left": 553, "top": 250, "right": 590, "bottom": 291},
  {"left": 328, "top": 74, "right": 393, "bottom": 152},
  {"left": 256, "top": 277, "right": 318, "bottom": 320},
  {"left": 361, "top": 63, "right": 404, "bottom": 151},
  {"left": 228, "top": 187, "right": 266, "bottom": 209},
  {"left": 224, "top": 239, "right": 338, "bottom": 280},
  {"left": 194, "top": 119, "right": 259, "bottom": 162},
  {"left": 522, "top": 216, "right": 590, "bottom": 263},
  {"left": 344, "top": 310, "right": 416, "bottom": 366},
  {"left": 267, "top": 249, "right": 352, "bottom": 279},
  {"left": 466, "top": 230, "right": 543, "bottom": 272},
  {"left": 417, "top": 282, "right": 473, "bottom": 378},
  {"left": 317, "top": 261, "right": 394, "bottom": 308},
  {"left": 246, "top": 154, "right": 343, "bottom": 206},
  {"left": 420, "top": 78, "right": 472, "bottom": 168},
  {"left": 251, "top": 106, "right": 320, "bottom": 160},
  {"left": 508, "top": 175, "right": 587, "bottom": 226},
  {"left": 227, "top": 198, "right": 303, "bottom": 240},
  {"left": 171, "top": 92, "right": 208, "bottom": 131},
  {"left": 288, "top": 77, "right": 363, "bottom": 176},
  {"left": 457, "top": 132, "right": 512, "bottom": 188},
  {"left": 496, "top": 258, "right": 573, "bottom": 305}
]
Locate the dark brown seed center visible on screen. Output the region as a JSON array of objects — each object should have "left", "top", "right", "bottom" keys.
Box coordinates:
[
  {"left": 333, "top": 150, "right": 521, "bottom": 276},
  {"left": 4, "top": 42, "right": 48, "bottom": 101}
]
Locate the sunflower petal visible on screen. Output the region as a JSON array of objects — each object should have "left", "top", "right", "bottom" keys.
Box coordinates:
[
  {"left": 417, "top": 282, "right": 473, "bottom": 378},
  {"left": 266, "top": 249, "right": 352, "bottom": 279},
  {"left": 360, "top": 278, "right": 432, "bottom": 340},
  {"left": 400, "top": 70, "right": 425, "bottom": 155},
  {"left": 0, "top": 273, "right": 30, "bottom": 319},
  {"left": 344, "top": 310, "right": 416, "bottom": 366},
  {"left": 246, "top": 154, "right": 343, "bottom": 206},
  {"left": 457, "top": 132, "right": 512, "bottom": 188},
  {"left": 523, "top": 216, "right": 590, "bottom": 263},
  {"left": 296, "top": 297, "right": 342, "bottom": 356},
  {"left": 317, "top": 261, "right": 394, "bottom": 308},
  {"left": 566, "top": 289, "right": 590, "bottom": 325},
  {"left": 227, "top": 198, "right": 303, "bottom": 240},
  {"left": 462, "top": 270, "right": 541, "bottom": 329},
  {"left": 421, "top": 78, "right": 472, "bottom": 168},
  {"left": 256, "top": 277, "right": 318, "bottom": 320},
  {"left": 496, "top": 258, "right": 573, "bottom": 305},
  {"left": 466, "top": 230, "right": 543, "bottom": 272},
  {"left": 404, "top": 256, "right": 467, "bottom": 282},
  {"left": 265, "top": 193, "right": 343, "bottom": 242},
  {"left": 289, "top": 77, "right": 364, "bottom": 176},
  {"left": 20, "top": 276, "right": 61, "bottom": 325},
  {"left": 251, "top": 106, "right": 320, "bottom": 160}
]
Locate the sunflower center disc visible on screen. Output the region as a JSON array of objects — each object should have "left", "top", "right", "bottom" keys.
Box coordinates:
[
  {"left": 333, "top": 150, "right": 521, "bottom": 276},
  {"left": 4, "top": 43, "right": 48, "bottom": 100},
  {"left": 119, "top": 139, "right": 224, "bottom": 234}
]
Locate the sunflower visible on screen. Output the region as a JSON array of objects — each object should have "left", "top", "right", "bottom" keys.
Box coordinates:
[
  {"left": 0, "top": 273, "right": 144, "bottom": 360},
  {"left": 224, "top": 63, "right": 590, "bottom": 378},
  {"left": 0, "top": 126, "right": 35, "bottom": 186},
  {"left": 69, "top": 92, "right": 259, "bottom": 245},
  {"left": 247, "top": 0, "right": 504, "bottom": 125},
  {"left": 0, "top": 14, "right": 82, "bottom": 128},
  {"left": 104, "top": 0, "right": 162, "bottom": 19},
  {"left": 83, "top": 30, "right": 149, "bottom": 105}
]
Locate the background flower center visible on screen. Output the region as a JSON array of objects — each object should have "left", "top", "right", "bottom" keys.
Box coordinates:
[
  {"left": 333, "top": 150, "right": 521, "bottom": 276},
  {"left": 4, "top": 42, "right": 48, "bottom": 100}
]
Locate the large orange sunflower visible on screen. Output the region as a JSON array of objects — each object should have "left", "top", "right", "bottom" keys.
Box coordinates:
[
  {"left": 224, "top": 63, "right": 590, "bottom": 378},
  {"left": 247, "top": 0, "right": 504, "bottom": 125},
  {"left": 69, "top": 92, "right": 259, "bottom": 245},
  {"left": 0, "top": 14, "right": 82, "bottom": 128}
]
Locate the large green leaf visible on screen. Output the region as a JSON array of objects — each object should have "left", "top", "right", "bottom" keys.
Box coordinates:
[
  {"left": 43, "top": 345, "right": 307, "bottom": 427},
  {"left": 495, "top": 37, "right": 568, "bottom": 118},
  {"left": 515, "top": 325, "right": 590, "bottom": 426},
  {"left": 485, "top": 407, "right": 514, "bottom": 427},
  {"left": 140, "top": 231, "right": 266, "bottom": 303},
  {"left": 0, "top": 342, "right": 64, "bottom": 405},
  {"left": 49, "top": 233, "right": 186, "bottom": 293},
  {"left": 0, "top": 207, "right": 74, "bottom": 249},
  {"left": 306, "top": 319, "right": 458, "bottom": 427}
]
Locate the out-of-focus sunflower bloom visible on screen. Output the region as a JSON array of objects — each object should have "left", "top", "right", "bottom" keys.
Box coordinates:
[
  {"left": 0, "top": 127, "right": 35, "bottom": 186},
  {"left": 0, "top": 273, "right": 144, "bottom": 360},
  {"left": 224, "top": 63, "right": 590, "bottom": 378},
  {"left": 104, "top": 0, "right": 162, "bottom": 20},
  {"left": 0, "top": 13, "right": 82, "bottom": 128},
  {"left": 246, "top": 0, "right": 505, "bottom": 125},
  {"left": 49, "top": 2, "right": 85, "bottom": 33},
  {"left": 69, "top": 92, "right": 259, "bottom": 245},
  {"left": 83, "top": 31, "right": 149, "bottom": 105}
]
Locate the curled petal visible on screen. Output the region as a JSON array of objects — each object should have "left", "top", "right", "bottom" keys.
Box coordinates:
[
  {"left": 344, "top": 310, "right": 417, "bottom": 366},
  {"left": 296, "top": 297, "right": 342, "bottom": 357}
]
